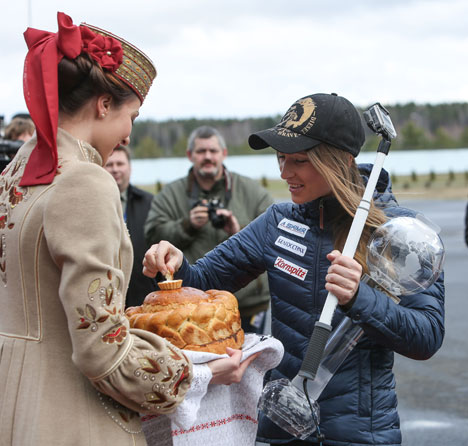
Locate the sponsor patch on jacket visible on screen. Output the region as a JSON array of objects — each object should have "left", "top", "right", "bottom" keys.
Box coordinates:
[
  {"left": 277, "top": 218, "right": 309, "bottom": 238},
  {"left": 274, "top": 256, "right": 308, "bottom": 281},
  {"left": 275, "top": 236, "right": 307, "bottom": 257}
]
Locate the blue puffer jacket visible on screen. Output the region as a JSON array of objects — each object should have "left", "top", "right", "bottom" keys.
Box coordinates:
[{"left": 175, "top": 165, "right": 445, "bottom": 446}]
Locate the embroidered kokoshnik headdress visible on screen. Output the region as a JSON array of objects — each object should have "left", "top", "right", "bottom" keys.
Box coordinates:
[
  {"left": 20, "top": 12, "right": 156, "bottom": 187},
  {"left": 82, "top": 23, "right": 156, "bottom": 103}
]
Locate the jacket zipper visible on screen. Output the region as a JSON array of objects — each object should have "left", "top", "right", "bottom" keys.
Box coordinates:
[
  {"left": 313, "top": 199, "right": 324, "bottom": 323},
  {"left": 319, "top": 199, "right": 324, "bottom": 230}
]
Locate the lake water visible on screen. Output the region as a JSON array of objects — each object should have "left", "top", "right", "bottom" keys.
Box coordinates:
[{"left": 131, "top": 148, "right": 468, "bottom": 186}]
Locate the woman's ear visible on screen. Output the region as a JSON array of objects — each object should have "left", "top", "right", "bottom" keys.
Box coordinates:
[
  {"left": 96, "top": 94, "right": 113, "bottom": 119},
  {"left": 347, "top": 154, "right": 354, "bottom": 167}
]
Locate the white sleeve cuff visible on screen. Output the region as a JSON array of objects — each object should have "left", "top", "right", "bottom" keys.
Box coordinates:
[{"left": 167, "top": 363, "right": 212, "bottom": 429}]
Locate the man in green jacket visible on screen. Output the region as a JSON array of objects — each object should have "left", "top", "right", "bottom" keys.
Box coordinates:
[{"left": 144, "top": 126, "right": 274, "bottom": 333}]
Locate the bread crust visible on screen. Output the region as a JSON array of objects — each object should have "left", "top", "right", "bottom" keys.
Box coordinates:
[{"left": 125, "top": 287, "right": 244, "bottom": 354}]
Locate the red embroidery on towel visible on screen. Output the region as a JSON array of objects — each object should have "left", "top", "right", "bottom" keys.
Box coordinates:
[{"left": 141, "top": 413, "right": 258, "bottom": 436}]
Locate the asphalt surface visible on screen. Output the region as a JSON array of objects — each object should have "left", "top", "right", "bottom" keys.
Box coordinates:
[
  {"left": 258, "top": 199, "right": 468, "bottom": 446},
  {"left": 393, "top": 199, "right": 468, "bottom": 446}
]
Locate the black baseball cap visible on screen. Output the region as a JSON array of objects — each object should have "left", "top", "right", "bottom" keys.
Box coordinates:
[{"left": 248, "top": 93, "right": 365, "bottom": 157}]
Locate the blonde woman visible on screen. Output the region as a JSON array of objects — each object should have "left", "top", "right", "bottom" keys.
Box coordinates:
[{"left": 143, "top": 93, "right": 445, "bottom": 446}]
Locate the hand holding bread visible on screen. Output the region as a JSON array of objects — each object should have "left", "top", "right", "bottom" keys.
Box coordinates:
[{"left": 207, "top": 348, "right": 260, "bottom": 385}]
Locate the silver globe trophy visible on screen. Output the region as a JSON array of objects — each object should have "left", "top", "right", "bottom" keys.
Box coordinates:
[
  {"left": 258, "top": 214, "right": 445, "bottom": 441},
  {"left": 258, "top": 102, "right": 444, "bottom": 442},
  {"left": 366, "top": 215, "right": 445, "bottom": 297}
]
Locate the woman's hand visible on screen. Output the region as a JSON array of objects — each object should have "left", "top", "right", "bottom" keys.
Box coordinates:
[
  {"left": 325, "top": 250, "right": 362, "bottom": 307},
  {"left": 143, "top": 241, "right": 184, "bottom": 278},
  {"left": 207, "top": 348, "right": 261, "bottom": 385}
]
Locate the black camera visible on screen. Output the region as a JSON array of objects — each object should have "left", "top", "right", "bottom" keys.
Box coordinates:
[
  {"left": 0, "top": 139, "right": 22, "bottom": 170},
  {"left": 192, "top": 198, "right": 227, "bottom": 229},
  {"left": 0, "top": 115, "right": 24, "bottom": 170}
]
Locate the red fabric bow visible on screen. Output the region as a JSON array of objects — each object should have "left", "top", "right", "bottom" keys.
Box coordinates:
[{"left": 20, "top": 12, "right": 123, "bottom": 187}]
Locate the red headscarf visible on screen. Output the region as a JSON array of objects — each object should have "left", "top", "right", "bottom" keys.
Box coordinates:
[{"left": 20, "top": 12, "right": 123, "bottom": 187}]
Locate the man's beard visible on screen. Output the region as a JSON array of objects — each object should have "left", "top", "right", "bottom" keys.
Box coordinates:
[{"left": 197, "top": 165, "right": 220, "bottom": 179}]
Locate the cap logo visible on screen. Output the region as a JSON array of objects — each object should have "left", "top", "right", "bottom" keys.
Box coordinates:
[{"left": 277, "top": 97, "right": 317, "bottom": 138}]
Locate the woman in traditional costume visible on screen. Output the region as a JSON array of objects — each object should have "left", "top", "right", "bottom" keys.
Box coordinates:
[{"left": 0, "top": 12, "right": 254, "bottom": 445}]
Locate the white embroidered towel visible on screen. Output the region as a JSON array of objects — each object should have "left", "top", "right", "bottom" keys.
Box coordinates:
[{"left": 142, "top": 333, "right": 284, "bottom": 446}]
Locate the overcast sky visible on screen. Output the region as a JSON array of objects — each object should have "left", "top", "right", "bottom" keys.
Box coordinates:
[{"left": 1, "top": 0, "right": 467, "bottom": 123}]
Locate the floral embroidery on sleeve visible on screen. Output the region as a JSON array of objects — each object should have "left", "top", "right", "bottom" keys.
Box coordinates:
[
  {"left": 101, "top": 321, "right": 128, "bottom": 344},
  {"left": 75, "top": 269, "right": 128, "bottom": 345},
  {"left": 134, "top": 347, "right": 191, "bottom": 412},
  {"left": 76, "top": 304, "right": 109, "bottom": 331}
]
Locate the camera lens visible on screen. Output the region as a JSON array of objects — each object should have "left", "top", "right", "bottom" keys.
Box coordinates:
[
  {"left": 210, "top": 213, "right": 226, "bottom": 229},
  {"left": 207, "top": 198, "right": 226, "bottom": 229}
]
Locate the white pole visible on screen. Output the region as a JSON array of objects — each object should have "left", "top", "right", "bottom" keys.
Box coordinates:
[{"left": 318, "top": 151, "right": 388, "bottom": 325}]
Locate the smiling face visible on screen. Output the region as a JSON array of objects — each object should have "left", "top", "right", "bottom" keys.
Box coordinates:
[
  {"left": 93, "top": 95, "right": 141, "bottom": 164},
  {"left": 187, "top": 135, "right": 227, "bottom": 181},
  {"left": 277, "top": 151, "right": 332, "bottom": 204}
]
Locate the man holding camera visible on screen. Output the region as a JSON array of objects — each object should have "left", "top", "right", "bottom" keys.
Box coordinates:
[{"left": 144, "top": 125, "right": 274, "bottom": 333}]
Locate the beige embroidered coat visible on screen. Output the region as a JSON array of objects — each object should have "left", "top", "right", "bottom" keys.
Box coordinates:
[{"left": 0, "top": 129, "right": 192, "bottom": 446}]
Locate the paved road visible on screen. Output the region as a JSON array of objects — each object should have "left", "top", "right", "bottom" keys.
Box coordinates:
[
  {"left": 258, "top": 199, "right": 468, "bottom": 446},
  {"left": 394, "top": 199, "right": 468, "bottom": 446}
]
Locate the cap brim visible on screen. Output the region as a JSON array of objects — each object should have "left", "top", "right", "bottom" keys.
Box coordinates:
[{"left": 248, "top": 127, "right": 322, "bottom": 153}]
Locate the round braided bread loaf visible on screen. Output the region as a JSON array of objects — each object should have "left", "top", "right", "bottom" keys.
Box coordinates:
[{"left": 125, "top": 287, "right": 244, "bottom": 354}]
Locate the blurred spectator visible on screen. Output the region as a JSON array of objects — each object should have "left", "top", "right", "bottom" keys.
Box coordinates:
[
  {"left": 5, "top": 117, "right": 35, "bottom": 142},
  {"left": 105, "top": 145, "right": 155, "bottom": 307},
  {"left": 12, "top": 112, "right": 33, "bottom": 120}
]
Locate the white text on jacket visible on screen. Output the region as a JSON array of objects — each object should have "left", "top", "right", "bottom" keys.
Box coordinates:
[
  {"left": 275, "top": 236, "right": 307, "bottom": 257},
  {"left": 277, "top": 218, "right": 309, "bottom": 238}
]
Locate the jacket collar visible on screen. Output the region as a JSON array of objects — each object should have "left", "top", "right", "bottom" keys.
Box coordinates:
[
  {"left": 126, "top": 183, "right": 147, "bottom": 199},
  {"left": 56, "top": 127, "right": 103, "bottom": 167},
  {"left": 292, "top": 196, "right": 341, "bottom": 224}
]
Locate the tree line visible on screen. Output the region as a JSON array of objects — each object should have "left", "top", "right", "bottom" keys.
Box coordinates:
[{"left": 130, "top": 102, "right": 468, "bottom": 159}]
